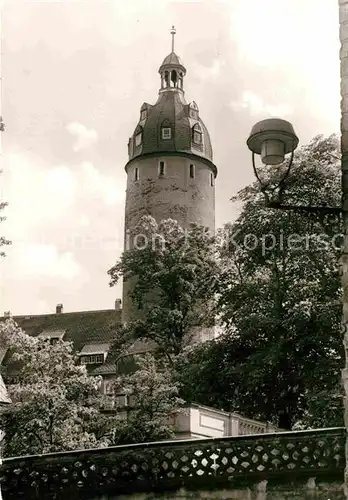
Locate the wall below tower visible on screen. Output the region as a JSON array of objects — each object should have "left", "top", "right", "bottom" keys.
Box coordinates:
[{"left": 124, "top": 154, "right": 215, "bottom": 234}]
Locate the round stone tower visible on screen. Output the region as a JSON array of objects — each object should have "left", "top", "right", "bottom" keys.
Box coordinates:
[{"left": 122, "top": 28, "right": 217, "bottom": 330}]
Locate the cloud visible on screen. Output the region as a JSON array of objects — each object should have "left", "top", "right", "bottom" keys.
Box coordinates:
[
  {"left": 229, "top": 0, "right": 339, "bottom": 125},
  {"left": 14, "top": 243, "right": 81, "bottom": 279},
  {"left": 192, "top": 59, "right": 221, "bottom": 82},
  {"left": 3, "top": 154, "right": 77, "bottom": 241},
  {"left": 80, "top": 161, "right": 125, "bottom": 205},
  {"left": 230, "top": 91, "right": 293, "bottom": 117},
  {"left": 66, "top": 122, "right": 98, "bottom": 152}
]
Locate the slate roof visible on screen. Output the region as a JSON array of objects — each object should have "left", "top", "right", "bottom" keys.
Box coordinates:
[
  {"left": 0, "top": 309, "right": 159, "bottom": 379},
  {"left": 6, "top": 309, "right": 122, "bottom": 352},
  {"left": 0, "top": 309, "right": 123, "bottom": 379},
  {"left": 159, "top": 51, "right": 186, "bottom": 72},
  {"left": 127, "top": 51, "right": 215, "bottom": 170}
]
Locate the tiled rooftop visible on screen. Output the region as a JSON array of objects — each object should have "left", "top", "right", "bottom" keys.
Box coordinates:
[
  {"left": 6, "top": 309, "right": 122, "bottom": 352},
  {"left": 0, "top": 308, "right": 159, "bottom": 379},
  {"left": 0, "top": 309, "right": 123, "bottom": 379}
]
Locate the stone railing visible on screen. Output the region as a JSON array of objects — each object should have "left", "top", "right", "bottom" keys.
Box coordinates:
[
  {"left": 0, "top": 427, "right": 345, "bottom": 499},
  {"left": 235, "top": 413, "right": 279, "bottom": 435}
]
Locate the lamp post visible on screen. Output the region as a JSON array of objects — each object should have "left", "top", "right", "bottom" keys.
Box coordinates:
[{"left": 246, "top": 117, "right": 348, "bottom": 486}]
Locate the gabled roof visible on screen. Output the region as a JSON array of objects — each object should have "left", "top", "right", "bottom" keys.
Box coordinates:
[
  {"left": 5, "top": 309, "right": 122, "bottom": 351},
  {"left": 0, "top": 309, "right": 122, "bottom": 380},
  {"left": 79, "top": 342, "right": 111, "bottom": 355},
  {"left": 39, "top": 329, "right": 66, "bottom": 340}
]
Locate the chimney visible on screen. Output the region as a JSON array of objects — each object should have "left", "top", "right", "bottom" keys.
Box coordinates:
[
  {"left": 3, "top": 311, "right": 11, "bottom": 318},
  {"left": 56, "top": 304, "right": 63, "bottom": 314},
  {"left": 115, "top": 299, "right": 122, "bottom": 311}
]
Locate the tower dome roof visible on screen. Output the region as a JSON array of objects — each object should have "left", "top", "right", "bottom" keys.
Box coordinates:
[
  {"left": 126, "top": 29, "right": 215, "bottom": 171},
  {"left": 159, "top": 52, "right": 186, "bottom": 73},
  {"left": 127, "top": 92, "right": 213, "bottom": 164}
]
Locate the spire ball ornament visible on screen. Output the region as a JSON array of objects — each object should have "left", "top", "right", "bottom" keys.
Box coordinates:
[{"left": 247, "top": 118, "right": 299, "bottom": 165}]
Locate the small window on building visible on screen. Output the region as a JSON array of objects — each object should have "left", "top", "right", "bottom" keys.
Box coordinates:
[
  {"left": 210, "top": 173, "right": 214, "bottom": 186},
  {"left": 162, "top": 127, "right": 171, "bottom": 139},
  {"left": 81, "top": 354, "right": 104, "bottom": 364},
  {"left": 140, "top": 109, "right": 147, "bottom": 120},
  {"left": 189, "top": 164, "right": 195, "bottom": 179},
  {"left": 192, "top": 123, "right": 202, "bottom": 145},
  {"left": 159, "top": 160, "right": 165, "bottom": 176},
  {"left": 134, "top": 167, "right": 139, "bottom": 181}
]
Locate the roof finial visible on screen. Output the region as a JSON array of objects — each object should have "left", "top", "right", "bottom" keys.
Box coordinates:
[{"left": 170, "top": 25, "right": 176, "bottom": 53}]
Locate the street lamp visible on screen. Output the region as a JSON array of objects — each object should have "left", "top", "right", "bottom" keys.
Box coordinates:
[{"left": 247, "top": 118, "right": 342, "bottom": 215}]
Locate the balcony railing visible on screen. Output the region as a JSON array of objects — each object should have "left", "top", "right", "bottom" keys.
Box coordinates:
[{"left": 0, "top": 427, "right": 345, "bottom": 499}]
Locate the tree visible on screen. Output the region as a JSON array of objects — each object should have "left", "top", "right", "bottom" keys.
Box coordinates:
[
  {"left": 110, "top": 353, "right": 184, "bottom": 445},
  {"left": 0, "top": 320, "right": 117, "bottom": 457},
  {"left": 176, "top": 134, "right": 343, "bottom": 429},
  {"left": 108, "top": 216, "right": 219, "bottom": 361}
]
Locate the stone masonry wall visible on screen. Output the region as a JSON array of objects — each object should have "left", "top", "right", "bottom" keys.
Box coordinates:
[{"left": 92, "top": 480, "right": 345, "bottom": 499}]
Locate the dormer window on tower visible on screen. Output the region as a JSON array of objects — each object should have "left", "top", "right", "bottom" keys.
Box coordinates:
[
  {"left": 192, "top": 123, "right": 203, "bottom": 145},
  {"left": 140, "top": 104, "right": 147, "bottom": 121},
  {"left": 189, "top": 102, "right": 199, "bottom": 120},
  {"left": 135, "top": 126, "right": 143, "bottom": 147}
]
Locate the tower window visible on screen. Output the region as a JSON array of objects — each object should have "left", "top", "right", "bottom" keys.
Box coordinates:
[
  {"left": 135, "top": 131, "right": 142, "bottom": 146},
  {"left": 210, "top": 173, "right": 214, "bottom": 186},
  {"left": 189, "top": 164, "right": 195, "bottom": 179},
  {"left": 140, "top": 109, "right": 147, "bottom": 120},
  {"left": 159, "top": 161, "right": 165, "bottom": 176},
  {"left": 162, "top": 127, "right": 171, "bottom": 139},
  {"left": 134, "top": 167, "right": 139, "bottom": 181},
  {"left": 192, "top": 123, "right": 202, "bottom": 145},
  {"left": 189, "top": 102, "right": 199, "bottom": 120}
]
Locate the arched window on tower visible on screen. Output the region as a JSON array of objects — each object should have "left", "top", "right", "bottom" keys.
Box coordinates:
[
  {"left": 192, "top": 123, "right": 203, "bottom": 145},
  {"left": 164, "top": 71, "right": 170, "bottom": 88},
  {"left": 171, "top": 70, "right": 177, "bottom": 88},
  {"left": 135, "top": 126, "right": 143, "bottom": 147},
  {"left": 189, "top": 102, "right": 199, "bottom": 120}
]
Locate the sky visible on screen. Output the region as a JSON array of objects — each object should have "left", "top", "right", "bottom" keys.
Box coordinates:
[{"left": 0, "top": 0, "right": 340, "bottom": 315}]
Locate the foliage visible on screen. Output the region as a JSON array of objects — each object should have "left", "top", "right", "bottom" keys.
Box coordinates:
[
  {"left": 108, "top": 217, "right": 219, "bottom": 360},
  {"left": 0, "top": 320, "right": 117, "bottom": 457},
  {"left": 176, "top": 134, "right": 344, "bottom": 429},
  {"left": 109, "top": 353, "right": 184, "bottom": 445}
]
